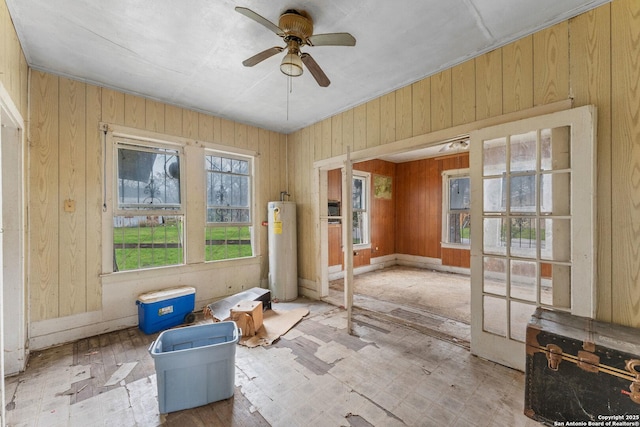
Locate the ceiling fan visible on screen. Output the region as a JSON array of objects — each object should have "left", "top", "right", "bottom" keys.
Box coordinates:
[
  {"left": 235, "top": 7, "right": 356, "bottom": 87},
  {"left": 439, "top": 139, "right": 470, "bottom": 152}
]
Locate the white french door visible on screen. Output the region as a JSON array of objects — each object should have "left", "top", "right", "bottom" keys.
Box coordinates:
[{"left": 469, "top": 106, "right": 597, "bottom": 371}]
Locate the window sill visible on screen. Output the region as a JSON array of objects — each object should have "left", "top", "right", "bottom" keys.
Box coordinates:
[
  {"left": 440, "top": 242, "right": 470, "bottom": 250},
  {"left": 354, "top": 243, "right": 371, "bottom": 250}
]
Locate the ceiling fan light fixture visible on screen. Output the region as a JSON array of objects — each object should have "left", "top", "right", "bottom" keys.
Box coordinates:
[{"left": 280, "top": 51, "right": 303, "bottom": 77}]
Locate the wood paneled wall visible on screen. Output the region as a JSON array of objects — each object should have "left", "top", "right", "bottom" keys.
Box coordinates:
[
  {"left": 326, "top": 160, "right": 396, "bottom": 268},
  {"left": 395, "top": 153, "right": 469, "bottom": 263},
  {"left": 289, "top": 0, "right": 640, "bottom": 327},
  {"left": 28, "top": 71, "right": 286, "bottom": 322},
  {"left": 0, "top": 0, "right": 28, "bottom": 119}
]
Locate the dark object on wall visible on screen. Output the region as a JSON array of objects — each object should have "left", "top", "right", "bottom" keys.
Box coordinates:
[{"left": 525, "top": 308, "right": 640, "bottom": 425}]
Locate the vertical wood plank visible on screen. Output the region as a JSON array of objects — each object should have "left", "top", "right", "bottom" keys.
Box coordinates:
[
  {"left": 502, "top": 36, "right": 534, "bottom": 114},
  {"left": 30, "top": 71, "right": 60, "bottom": 320},
  {"left": 396, "top": 86, "right": 412, "bottom": 141},
  {"left": 198, "top": 112, "right": 214, "bottom": 142},
  {"left": 235, "top": 122, "right": 248, "bottom": 149},
  {"left": 124, "top": 93, "right": 145, "bottom": 129},
  {"left": 269, "top": 132, "right": 283, "bottom": 196},
  {"left": 353, "top": 104, "right": 367, "bottom": 152},
  {"left": 247, "top": 125, "right": 260, "bottom": 153},
  {"left": 220, "top": 118, "right": 235, "bottom": 146},
  {"left": 182, "top": 109, "right": 198, "bottom": 139},
  {"left": 431, "top": 70, "right": 452, "bottom": 131},
  {"left": 342, "top": 109, "right": 354, "bottom": 154},
  {"left": 164, "top": 104, "right": 183, "bottom": 136},
  {"left": 533, "top": 21, "right": 570, "bottom": 106},
  {"left": 145, "top": 99, "right": 165, "bottom": 133},
  {"left": 611, "top": 0, "right": 640, "bottom": 327},
  {"left": 101, "top": 88, "right": 125, "bottom": 125},
  {"left": 475, "top": 50, "right": 503, "bottom": 120},
  {"left": 258, "top": 128, "right": 271, "bottom": 277},
  {"left": 20, "top": 51, "right": 29, "bottom": 120},
  {"left": 321, "top": 117, "right": 332, "bottom": 159},
  {"left": 331, "top": 114, "right": 343, "bottom": 157},
  {"left": 85, "top": 83, "right": 103, "bottom": 312},
  {"left": 571, "top": 5, "right": 612, "bottom": 322},
  {"left": 312, "top": 122, "right": 323, "bottom": 162},
  {"left": 366, "top": 98, "right": 381, "bottom": 147},
  {"left": 212, "top": 116, "right": 222, "bottom": 144},
  {"left": 58, "top": 77, "right": 87, "bottom": 316},
  {"left": 380, "top": 92, "right": 396, "bottom": 144},
  {"left": 0, "top": 2, "right": 6, "bottom": 90},
  {"left": 452, "top": 61, "right": 476, "bottom": 125},
  {"left": 412, "top": 78, "right": 431, "bottom": 136}
]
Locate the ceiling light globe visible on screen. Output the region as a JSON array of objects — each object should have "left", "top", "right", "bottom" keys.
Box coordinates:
[{"left": 280, "top": 53, "right": 303, "bottom": 77}]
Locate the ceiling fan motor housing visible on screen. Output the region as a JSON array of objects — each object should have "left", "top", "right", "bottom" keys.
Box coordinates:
[{"left": 279, "top": 9, "right": 313, "bottom": 42}]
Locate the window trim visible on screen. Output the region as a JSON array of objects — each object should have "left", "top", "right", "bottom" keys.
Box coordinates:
[
  {"left": 352, "top": 171, "right": 370, "bottom": 248},
  {"left": 101, "top": 123, "right": 261, "bottom": 276},
  {"left": 441, "top": 168, "right": 470, "bottom": 249},
  {"left": 204, "top": 148, "right": 256, "bottom": 262}
]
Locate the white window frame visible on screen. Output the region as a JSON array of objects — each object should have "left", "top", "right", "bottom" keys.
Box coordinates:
[
  {"left": 441, "top": 168, "right": 470, "bottom": 249},
  {"left": 352, "top": 172, "right": 370, "bottom": 248},
  {"left": 204, "top": 149, "right": 255, "bottom": 262},
  {"left": 102, "top": 124, "right": 190, "bottom": 274}
]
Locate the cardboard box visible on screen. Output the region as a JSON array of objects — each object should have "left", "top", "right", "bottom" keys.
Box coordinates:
[{"left": 230, "top": 300, "right": 263, "bottom": 336}]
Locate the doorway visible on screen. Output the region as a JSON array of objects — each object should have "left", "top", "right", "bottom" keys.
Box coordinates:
[
  {"left": 1, "top": 87, "right": 27, "bottom": 375},
  {"left": 322, "top": 141, "right": 473, "bottom": 346}
]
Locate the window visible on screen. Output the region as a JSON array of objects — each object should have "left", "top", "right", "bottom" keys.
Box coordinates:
[
  {"left": 352, "top": 173, "right": 370, "bottom": 245},
  {"left": 205, "top": 152, "right": 254, "bottom": 261},
  {"left": 442, "top": 170, "right": 470, "bottom": 246},
  {"left": 113, "top": 141, "right": 184, "bottom": 271}
]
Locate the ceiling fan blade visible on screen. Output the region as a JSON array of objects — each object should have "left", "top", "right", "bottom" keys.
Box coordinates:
[
  {"left": 242, "top": 47, "right": 284, "bottom": 67},
  {"left": 300, "top": 53, "right": 330, "bottom": 87},
  {"left": 307, "top": 32, "right": 356, "bottom": 47},
  {"left": 235, "top": 7, "right": 283, "bottom": 36}
]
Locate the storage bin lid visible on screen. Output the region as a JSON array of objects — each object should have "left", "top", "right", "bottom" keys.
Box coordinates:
[{"left": 138, "top": 286, "right": 196, "bottom": 303}]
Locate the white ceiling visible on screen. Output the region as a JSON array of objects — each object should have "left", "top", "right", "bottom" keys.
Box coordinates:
[{"left": 7, "top": 0, "right": 607, "bottom": 135}]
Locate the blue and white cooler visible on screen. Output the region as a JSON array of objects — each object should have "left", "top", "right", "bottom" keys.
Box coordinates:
[{"left": 136, "top": 286, "right": 196, "bottom": 334}]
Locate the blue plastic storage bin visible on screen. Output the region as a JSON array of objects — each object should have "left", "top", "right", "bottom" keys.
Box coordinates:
[
  {"left": 136, "top": 286, "right": 196, "bottom": 334},
  {"left": 149, "top": 321, "right": 239, "bottom": 413}
]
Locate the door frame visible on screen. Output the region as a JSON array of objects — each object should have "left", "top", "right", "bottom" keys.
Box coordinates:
[{"left": 0, "top": 81, "right": 27, "bottom": 427}]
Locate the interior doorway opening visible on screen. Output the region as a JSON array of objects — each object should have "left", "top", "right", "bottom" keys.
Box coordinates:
[{"left": 321, "top": 138, "right": 473, "bottom": 348}]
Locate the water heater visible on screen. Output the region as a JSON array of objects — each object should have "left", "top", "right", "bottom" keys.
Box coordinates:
[{"left": 267, "top": 201, "right": 298, "bottom": 301}]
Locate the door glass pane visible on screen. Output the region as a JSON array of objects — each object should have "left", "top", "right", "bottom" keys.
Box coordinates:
[
  {"left": 509, "top": 217, "right": 537, "bottom": 259},
  {"left": 509, "top": 174, "right": 536, "bottom": 212},
  {"left": 542, "top": 264, "right": 571, "bottom": 308},
  {"left": 540, "top": 172, "right": 570, "bottom": 215},
  {"left": 510, "top": 301, "right": 535, "bottom": 342},
  {"left": 483, "top": 296, "right": 506, "bottom": 337},
  {"left": 510, "top": 260, "right": 537, "bottom": 302},
  {"left": 483, "top": 218, "right": 506, "bottom": 255},
  {"left": 483, "top": 178, "right": 505, "bottom": 212},
  {"left": 510, "top": 131, "right": 537, "bottom": 172},
  {"left": 483, "top": 257, "right": 506, "bottom": 296},
  {"left": 483, "top": 137, "right": 506, "bottom": 176},
  {"left": 541, "top": 127, "right": 570, "bottom": 171},
  {"left": 540, "top": 218, "right": 571, "bottom": 261}
]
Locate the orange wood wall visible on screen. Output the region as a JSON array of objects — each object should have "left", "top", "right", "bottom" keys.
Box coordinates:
[
  {"left": 327, "top": 160, "right": 397, "bottom": 267},
  {"left": 395, "top": 153, "right": 469, "bottom": 267},
  {"left": 328, "top": 154, "right": 469, "bottom": 268}
]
